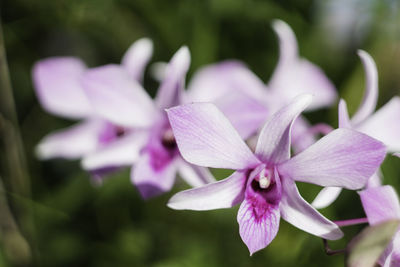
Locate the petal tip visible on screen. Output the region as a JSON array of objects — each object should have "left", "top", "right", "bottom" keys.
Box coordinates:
[
  {"left": 171, "top": 46, "right": 191, "bottom": 71},
  {"left": 356, "top": 49, "right": 368, "bottom": 59},
  {"left": 271, "top": 19, "right": 288, "bottom": 33}
]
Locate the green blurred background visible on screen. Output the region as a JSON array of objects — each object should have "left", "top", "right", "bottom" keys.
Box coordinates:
[{"left": 1, "top": 0, "right": 400, "bottom": 266}]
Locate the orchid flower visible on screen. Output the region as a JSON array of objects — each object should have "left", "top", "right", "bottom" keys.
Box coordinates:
[
  {"left": 33, "top": 38, "right": 153, "bottom": 160},
  {"left": 312, "top": 50, "right": 400, "bottom": 209},
  {"left": 186, "top": 19, "right": 337, "bottom": 151},
  {"left": 166, "top": 94, "right": 386, "bottom": 255},
  {"left": 359, "top": 185, "right": 400, "bottom": 267},
  {"left": 80, "top": 47, "right": 218, "bottom": 198}
]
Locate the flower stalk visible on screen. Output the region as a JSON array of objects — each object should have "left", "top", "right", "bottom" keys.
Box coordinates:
[{"left": 0, "top": 19, "right": 32, "bottom": 264}]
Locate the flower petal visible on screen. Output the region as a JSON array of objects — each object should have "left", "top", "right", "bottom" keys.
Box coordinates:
[
  {"left": 311, "top": 187, "right": 342, "bottom": 209},
  {"left": 167, "top": 171, "right": 246, "bottom": 210},
  {"left": 177, "top": 162, "right": 216, "bottom": 188},
  {"left": 213, "top": 90, "right": 268, "bottom": 139},
  {"left": 187, "top": 60, "right": 267, "bottom": 103},
  {"left": 131, "top": 151, "right": 178, "bottom": 199},
  {"left": 351, "top": 50, "right": 379, "bottom": 125},
  {"left": 290, "top": 116, "right": 319, "bottom": 154},
  {"left": 338, "top": 99, "right": 351, "bottom": 128},
  {"left": 81, "top": 131, "right": 148, "bottom": 170},
  {"left": 381, "top": 235, "right": 399, "bottom": 267},
  {"left": 255, "top": 94, "right": 312, "bottom": 164},
  {"left": 155, "top": 47, "right": 189, "bottom": 109},
  {"left": 357, "top": 97, "right": 400, "bottom": 152},
  {"left": 167, "top": 103, "right": 260, "bottom": 169},
  {"left": 278, "top": 128, "right": 386, "bottom": 189},
  {"left": 32, "top": 57, "right": 92, "bottom": 119},
  {"left": 237, "top": 198, "right": 280, "bottom": 255},
  {"left": 268, "top": 20, "right": 337, "bottom": 111},
  {"left": 82, "top": 64, "right": 156, "bottom": 127},
  {"left": 36, "top": 119, "right": 104, "bottom": 159},
  {"left": 311, "top": 171, "right": 381, "bottom": 210},
  {"left": 121, "top": 38, "right": 153, "bottom": 81},
  {"left": 366, "top": 171, "right": 382, "bottom": 188},
  {"left": 280, "top": 178, "right": 343, "bottom": 240},
  {"left": 359, "top": 185, "right": 400, "bottom": 225}
]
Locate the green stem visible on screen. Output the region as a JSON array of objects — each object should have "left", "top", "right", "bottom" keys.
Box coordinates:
[{"left": 0, "top": 18, "right": 32, "bottom": 264}]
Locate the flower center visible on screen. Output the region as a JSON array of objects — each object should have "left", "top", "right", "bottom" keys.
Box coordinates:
[
  {"left": 246, "top": 165, "right": 282, "bottom": 206},
  {"left": 258, "top": 169, "right": 271, "bottom": 189}
]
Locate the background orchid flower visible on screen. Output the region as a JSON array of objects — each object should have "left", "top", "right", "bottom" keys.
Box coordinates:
[
  {"left": 312, "top": 50, "right": 400, "bottom": 209},
  {"left": 186, "top": 19, "right": 337, "bottom": 150},
  {"left": 359, "top": 185, "right": 400, "bottom": 267},
  {"left": 80, "top": 47, "right": 218, "bottom": 199},
  {"left": 33, "top": 38, "right": 153, "bottom": 160},
  {"left": 166, "top": 94, "right": 386, "bottom": 255}
]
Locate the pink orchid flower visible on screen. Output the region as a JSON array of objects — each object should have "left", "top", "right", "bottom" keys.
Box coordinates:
[
  {"left": 166, "top": 94, "right": 386, "bottom": 255},
  {"left": 33, "top": 38, "right": 153, "bottom": 161},
  {"left": 312, "top": 50, "right": 400, "bottom": 209},
  {"left": 80, "top": 46, "right": 218, "bottom": 198},
  {"left": 359, "top": 185, "right": 400, "bottom": 267}
]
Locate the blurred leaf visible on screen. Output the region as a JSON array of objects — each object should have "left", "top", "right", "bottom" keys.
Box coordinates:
[{"left": 346, "top": 220, "right": 399, "bottom": 267}]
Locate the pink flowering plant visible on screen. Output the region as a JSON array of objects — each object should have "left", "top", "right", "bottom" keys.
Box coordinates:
[{"left": 29, "top": 18, "right": 400, "bottom": 266}]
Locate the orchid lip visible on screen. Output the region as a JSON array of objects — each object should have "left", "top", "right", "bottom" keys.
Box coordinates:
[{"left": 246, "top": 165, "right": 282, "bottom": 206}]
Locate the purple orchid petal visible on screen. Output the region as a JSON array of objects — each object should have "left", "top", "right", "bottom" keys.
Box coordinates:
[
  {"left": 280, "top": 177, "right": 343, "bottom": 240},
  {"left": 32, "top": 57, "right": 92, "bottom": 119},
  {"left": 155, "top": 46, "right": 189, "bottom": 109},
  {"left": 236, "top": 166, "right": 282, "bottom": 254},
  {"left": 213, "top": 90, "right": 268, "bottom": 139},
  {"left": 359, "top": 185, "right": 400, "bottom": 225},
  {"left": 255, "top": 94, "right": 312, "bottom": 165},
  {"left": 82, "top": 64, "right": 156, "bottom": 128},
  {"left": 131, "top": 151, "right": 178, "bottom": 199},
  {"left": 237, "top": 197, "right": 280, "bottom": 255},
  {"left": 311, "top": 187, "right": 342, "bottom": 209},
  {"left": 167, "top": 103, "right": 260, "bottom": 169},
  {"left": 358, "top": 97, "right": 400, "bottom": 152},
  {"left": 268, "top": 20, "right": 337, "bottom": 111},
  {"left": 310, "top": 98, "right": 372, "bottom": 209},
  {"left": 278, "top": 128, "right": 386, "bottom": 189},
  {"left": 386, "top": 236, "right": 400, "bottom": 266},
  {"left": 366, "top": 171, "right": 382, "bottom": 188},
  {"left": 312, "top": 170, "right": 382, "bottom": 209},
  {"left": 121, "top": 38, "right": 153, "bottom": 81},
  {"left": 81, "top": 131, "right": 148, "bottom": 170},
  {"left": 177, "top": 162, "right": 216, "bottom": 188},
  {"left": 167, "top": 170, "right": 246, "bottom": 210},
  {"left": 381, "top": 240, "right": 395, "bottom": 267},
  {"left": 36, "top": 119, "right": 105, "bottom": 159},
  {"left": 290, "top": 116, "right": 323, "bottom": 154},
  {"left": 351, "top": 50, "right": 379, "bottom": 125},
  {"left": 381, "top": 238, "right": 400, "bottom": 267},
  {"left": 338, "top": 99, "right": 351, "bottom": 128},
  {"left": 187, "top": 60, "right": 267, "bottom": 103}
]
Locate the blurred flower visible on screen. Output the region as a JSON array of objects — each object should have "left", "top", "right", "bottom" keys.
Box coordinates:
[
  {"left": 80, "top": 44, "right": 268, "bottom": 198},
  {"left": 312, "top": 50, "right": 400, "bottom": 209},
  {"left": 80, "top": 47, "right": 215, "bottom": 198},
  {"left": 33, "top": 38, "right": 153, "bottom": 160},
  {"left": 166, "top": 95, "right": 385, "bottom": 254},
  {"left": 359, "top": 185, "right": 400, "bottom": 266},
  {"left": 186, "top": 19, "right": 337, "bottom": 151}
]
